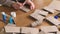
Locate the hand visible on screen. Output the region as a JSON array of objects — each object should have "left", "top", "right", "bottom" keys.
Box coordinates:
[
  {"left": 23, "top": 0, "right": 35, "bottom": 10},
  {"left": 12, "top": 0, "right": 35, "bottom": 10},
  {"left": 12, "top": 2, "right": 23, "bottom": 9},
  {"left": 29, "top": 1, "right": 35, "bottom": 10}
]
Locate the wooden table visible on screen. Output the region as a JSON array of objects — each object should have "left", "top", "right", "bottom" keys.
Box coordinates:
[{"left": 0, "top": 0, "right": 59, "bottom": 29}]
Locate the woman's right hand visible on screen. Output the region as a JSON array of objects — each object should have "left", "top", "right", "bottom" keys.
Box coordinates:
[{"left": 12, "top": 2, "right": 23, "bottom": 9}]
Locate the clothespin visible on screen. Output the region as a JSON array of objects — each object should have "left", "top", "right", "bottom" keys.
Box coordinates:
[
  {"left": 1, "top": 12, "right": 7, "bottom": 23},
  {"left": 9, "top": 12, "right": 16, "bottom": 24},
  {"left": 9, "top": 16, "right": 13, "bottom": 24}
]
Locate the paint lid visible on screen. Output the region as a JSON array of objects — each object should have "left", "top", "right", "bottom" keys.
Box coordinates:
[
  {"left": 11, "top": 12, "right": 16, "bottom": 17},
  {"left": 1, "top": 12, "right": 6, "bottom": 15}
]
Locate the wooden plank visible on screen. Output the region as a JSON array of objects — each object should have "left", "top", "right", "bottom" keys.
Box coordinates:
[
  {"left": 46, "top": 0, "right": 60, "bottom": 10},
  {"left": 43, "top": 7, "right": 55, "bottom": 13},
  {"left": 5, "top": 26, "right": 20, "bottom": 33},
  {"left": 38, "top": 31, "right": 55, "bottom": 34},
  {"left": 30, "top": 13, "right": 45, "bottom": 20},
  {"left": 20, "top": 6, "right": 30, "bottom": 12},
  {"left": 40, "top": 26, "right": 58, "bottom": 32},
  {"left": 57, "top": 31, "right": 60, "bottom": 34},
  {"left": 38, "top": 10, "right": 48, "bottom": 16},
  {"left": 46, "top": 16, "right": 60, "bottom": 26},
  {"left": 21, "top": 27, "right": 39, "bottom": 34},
  {"left": 31, "top": 18, "right": 44, "bottom": 27}
]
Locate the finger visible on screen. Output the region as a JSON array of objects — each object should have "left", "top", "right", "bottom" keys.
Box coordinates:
[
  {"left": 31, "top": 3, "right": 35, "bottom": 10},
  {"left": 23, "top": 0, "right": 27, "bottom": 5},
  {"left": 17, "top": 2, "right": 23, "bottom": 6},
  {"left": 30, "top": 4, "right": 35, "bottom": 10},
  {"left": 30, "top": 6, "right": 33, "bottom": 10}
]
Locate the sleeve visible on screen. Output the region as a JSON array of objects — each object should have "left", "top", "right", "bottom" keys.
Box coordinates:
[{"left": 0, "top": 0, "right": 15, "bottom": 7}]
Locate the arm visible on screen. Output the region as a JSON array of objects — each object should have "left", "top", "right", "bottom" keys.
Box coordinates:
[{"left": 0, "top": 0, "right": 15, "bottom": 7}]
